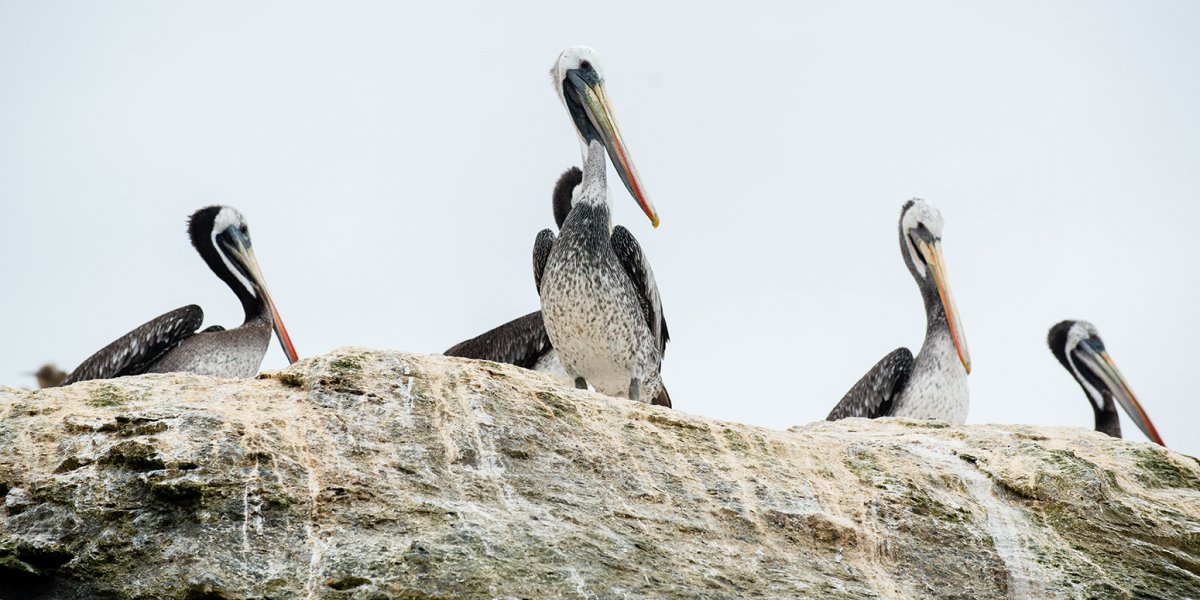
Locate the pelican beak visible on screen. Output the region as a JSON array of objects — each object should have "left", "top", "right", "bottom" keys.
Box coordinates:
[
  {"left": 565, "top": 70, "right": 659, "bottom": 227},
  {"left": 1076, "top": 340, "right": 1164, "bottom": 446},
  {"left": 226, "top": 233, "right": 300, "bottom": 364},
  {"left": 915, "top": 238, "right": 971, "bottom": 374}
]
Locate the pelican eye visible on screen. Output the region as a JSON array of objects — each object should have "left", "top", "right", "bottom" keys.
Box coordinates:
[{"left": 580, "top": 60, "right": 592, "bottom": 71}]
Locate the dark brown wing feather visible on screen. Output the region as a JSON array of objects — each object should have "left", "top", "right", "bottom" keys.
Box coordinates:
[
  {"left": 610, "top": 225, "right": 668, "bottom": 356},
  {"left": 65, "top": 305, "right": 204, "bottom": 384},
  {"left": 444, "top": 311, "right": 553, "bottom": 370},
  {"left": 652, "top": 386, "right": 672, "bottom": 408},
  {"left": 533, "top": 229, "right": 556, "bottom": 296},
  {"left": 826, "top": 348, "right": 914, "bottom": 420}
]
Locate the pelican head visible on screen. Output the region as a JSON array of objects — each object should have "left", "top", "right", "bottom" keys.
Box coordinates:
[
  {"left": 899, "top": 199, "right": 970, "bottom": 374},
  {"left": 551, "top": 46, "right": 658, "bottom": 227},
  {"left": 189, "top": 206, "right": 299, "bottom": 364},
  {"left": 1048, "top": 320, "right": 1164, "bottom": 446}
]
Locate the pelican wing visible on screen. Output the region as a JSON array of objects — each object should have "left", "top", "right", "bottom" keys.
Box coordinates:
[
  {"left": 611, "top": 225, "right": 669, "bottom": 356},
  {"left": 533, "top": 228, "right": 556, "bottom": 296},
  {"left": 65, "top": 305, "right": 205, "bottom": 384},
  {"left": 827, "top": 348, "right": 914, "bottom": 420},
  {"left": 444, "top": 311, "right": 554, "bottom": 370},
  {"left": 653, "top": 386, "right": 672, "bottom": 408}
]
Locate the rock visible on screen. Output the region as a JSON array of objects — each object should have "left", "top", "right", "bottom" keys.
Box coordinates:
[{"left": 1, "top": 348, "right": 1197, "bottom": 599}]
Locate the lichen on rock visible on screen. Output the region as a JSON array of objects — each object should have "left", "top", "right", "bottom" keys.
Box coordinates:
[{"left": 1, "top": 348, "right": 1197, "bottom": 599}]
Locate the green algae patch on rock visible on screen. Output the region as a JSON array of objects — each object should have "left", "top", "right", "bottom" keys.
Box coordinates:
[
  {"left": 86, "top": 384, "right": 131, "bottom": 408},
  {"left": 1132, "top": 446, "right": 1200, "bottom": 490}
]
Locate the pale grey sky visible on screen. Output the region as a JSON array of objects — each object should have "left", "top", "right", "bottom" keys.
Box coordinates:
[{"left": 2, "top": 2, "right": 1197, "bottom": 456}]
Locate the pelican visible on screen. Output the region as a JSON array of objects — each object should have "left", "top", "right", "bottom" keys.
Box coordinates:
[
  {"left": 827, "top": 199, "right": 971, "bottom": 422},
  {"left": 64, "top": 206, "right": 298, "bottom": 384},
  {"left": 535, "top": 46, "right": 669, "bottom": 406},
  {"left": 1047, "top": 320, "right": 1164, "bottom": 445}
]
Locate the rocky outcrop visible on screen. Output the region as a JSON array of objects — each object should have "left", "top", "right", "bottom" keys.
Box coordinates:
[{"left": 1, "top": 348, "right": 1197, "bottom": 599}]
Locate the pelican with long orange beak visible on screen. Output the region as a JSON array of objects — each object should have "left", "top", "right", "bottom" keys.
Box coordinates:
[
  {"left": 1048, "top": 320, "right": 1165, "bottom": 446},
  {"left": 827, "top": 199, "right": 971, "bottom": 422},
  {"left": 64, "top": 206, "right": 299, "bottom": 384},
  {"left": 533, "top": 46, "right": 670, "bottom": 405}
]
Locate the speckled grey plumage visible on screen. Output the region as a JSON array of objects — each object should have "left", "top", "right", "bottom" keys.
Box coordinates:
[
  {"left": 537, "top": 142, "right": 664, "bottom": 403},
  {"left": 147, "top": 313, "right": 273, "bottom": 378},
  {"left": 889, "top": 327, "right": 969, "bottom": 422}
]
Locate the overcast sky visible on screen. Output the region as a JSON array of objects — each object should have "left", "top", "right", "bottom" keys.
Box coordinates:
[{"left": 2, "top": 2, "right": 1197, "bottom": 456}]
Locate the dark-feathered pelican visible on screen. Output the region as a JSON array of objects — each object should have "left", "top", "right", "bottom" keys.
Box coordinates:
[
  {"left": 1047, "top": 320, "right": 1164, "bottom": 445},
  {"left": 63, "top": 206, "right": 298, "bottom": 384},
  {"left": 535, "top": 46, "right": 669, "bottom": 406},
  {"left": 827, "top": 199, "right": 971, "bottom": 422}
]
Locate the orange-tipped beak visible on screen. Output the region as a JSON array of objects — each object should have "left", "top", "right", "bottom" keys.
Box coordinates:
[
  {"left": 917, "top": 239, "right": 971, "bottom": 374},
  {"left": 236, "top": 245, "right": 299, "bottom": 364},
  {"left": 576, "top": 77, "right": 659, "bottom": 227},
  {"left": 1078, "top": 344, "right": 1164, "bottom": 446},
  {"left": 265, "top": 293, "right": 299, "bottom": 364}
]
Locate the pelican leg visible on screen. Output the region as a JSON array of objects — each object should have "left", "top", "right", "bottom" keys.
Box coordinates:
[
  {"left": 574, "top": 377, "right": 588, "bottom": 390},
  {"left": 628, "top": 379, "right": 640, "bottom": 402}
]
